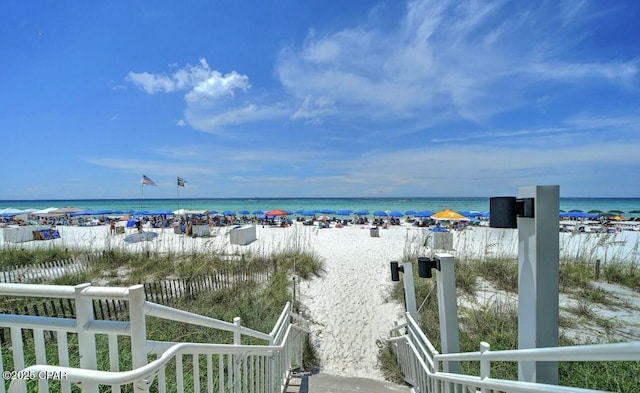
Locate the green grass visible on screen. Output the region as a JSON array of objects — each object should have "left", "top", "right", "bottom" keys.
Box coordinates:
[
  {"left": 0, "top": 247, "right": 79, "bottom": 269},
  {"left": 381, "top": 252, "right": 640, "bottom": 391},
  {"left": 1, "top": 246, "right": 324, "bottom": 392}
]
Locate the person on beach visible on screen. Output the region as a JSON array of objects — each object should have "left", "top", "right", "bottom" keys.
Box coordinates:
[
  {"left": 135, "top": 219, "right": 142, "bottom": 233},
  {"left": 110, "top": 220, "right": 116, "bottom": 235}
]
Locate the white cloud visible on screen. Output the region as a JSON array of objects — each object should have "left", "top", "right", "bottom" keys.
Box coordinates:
[
  {"left": 127, "top": 58, "right": 250, "bottom": 103},
  {"left": 184, "top": 103, "right": 289, "bottom": 134},
  {"left": 126, "top": 72, "right": 176, "bottom": 94},
  {"left": 176, "top": 119, "right": 186, "bottom": 127},
  {"left": 291, "top": 96, "right": 335, "bottom": 123},
  {"left": 275, "top": 0, "right": 638, "bottom": 126}
]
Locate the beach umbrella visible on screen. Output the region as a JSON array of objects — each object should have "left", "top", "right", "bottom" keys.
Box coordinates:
[
  {"left": 588, "top": 210, "right": 604, "bottom": 214},
  {"left": 295, "top": 209, "right": 305, "bottom": 214},
  {"left": 431, "top": 209, "right": 469, "bottom": 221},
  {"left": 284, "top": 209, "right": 294, "bottom": 215},
  {"left": 239, "top": 209, "right": 250, "bottom": 215},
  {"left": 0, "top": 208, "right": 25, "bottom": 217},
  {"left": 265, "top": 209, "right": 288, "bottom": 217},
  {"left": 336, "top": 209, "right": 353, "bottom": 216},
  {"left": 568, "top": 209, "right": 583, "bottom": 213},
  {"left": 148, "top": 209, "right": 173, "bottom": 215},
  {"left": 373, "top": 210, "right": 388, "bottom": 217},
  {"left": 414, "top": 210, "right": 435, "bottom": 217},
  {"left": 629, "top": 210, "right": 640, "bottom": 215},
  {"left": 252, "top": 209, "right": 264, "bottom": 215},
  {"left": 389, "top": 210, "right": 404, "bottom": 217},
  {"left": 319, "top": 209, "right": 336, "bottom": 214},
  {"left": 301, "top": 210, "right": 317, "bottom": 216},
  {"left": 404, "top": 210, "right": 417, "bottom": 216},
  {"left": 608, "top": 210, "right": 624, "bottom": 215},
  {"left": 355, "top": 209, "right": 370, "bottom": 215},
  {"left": 222, "top": 210, "right": 236, "bottom": 216},
  {"left": 50, "top": 207, "right": 83, "bottom": 214}
]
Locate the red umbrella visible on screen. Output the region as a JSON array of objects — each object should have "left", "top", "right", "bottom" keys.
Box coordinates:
[{"left": 265, "top": 209, "right": 289, "bottom": 217}]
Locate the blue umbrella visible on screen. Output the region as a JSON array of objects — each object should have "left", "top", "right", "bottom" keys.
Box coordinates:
[
  {"left": 373, "top": 210, "right": 388, "bottom": 217},
  {"left": 239, "top": 209, "right": 250, "bottom": 215},
  {"left": 320, "top": 209, "right": 336, "bottom": 214},
  {"left": 301, "top": 210, "right": 317, "bottom": 216},
  {"left": 252, "top": 209, "right": 264, "bottom": 214},
  {"left": 336, "top": 209, "right": 353, "bottom": 216},
  {"left": 148, "top": 209, "right": 173, "bottom": 215},
  {"left": 389, "top": 210, "right": 404, "bottom": 217},
  {"left": 414, "top": 210, "right": 435, "bottom": 217},
  {"left": 295, "top": 209, "right": 305, "bottom": 214},
  {"left": 222, "top": 210, "right": 236, "bottom": 216},
  {"left": 355, "top": 209, "right": 370, "bottom": 215},
  {"left": 404, "top": 210, "right": 417, "bottom": 216}
]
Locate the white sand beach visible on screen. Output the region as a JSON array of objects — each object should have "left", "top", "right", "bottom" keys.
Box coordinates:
[{"left": 2, "top": 222, "right": 639, "bottom": 380}]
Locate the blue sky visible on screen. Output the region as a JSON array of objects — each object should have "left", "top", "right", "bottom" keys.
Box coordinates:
[{"left": 2, "top": 0, "right": 639, "bottom": 199}]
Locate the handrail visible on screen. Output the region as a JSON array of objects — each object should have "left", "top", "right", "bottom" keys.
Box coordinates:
[
  {"left": 434, "top": 341, "right": 640, "bottom": 363},
  {"left": 391, "top": 317, "right": 640, "bottom": 392},
  {"left": 8, "top": 319, "right": 300, "bottom": 393},
  {"left": 395, "top": 331, "right": 621, "bottom": 393},
  {"left": 0, "top": 282, "right": 76, "bottom": 298},
  {"left": 144, "top": 299, "right": 274, "bottom": 342}
]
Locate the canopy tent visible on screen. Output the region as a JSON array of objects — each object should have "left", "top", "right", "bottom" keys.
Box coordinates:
[
  {"left": 173, "top": 208, "right": 207, "bottom": 215},
  {"left": 265, "top": 209, "right": 289, "bottom": 217},
  {"left": 431, "top": 209, "right": 469, "bottom": 221}
]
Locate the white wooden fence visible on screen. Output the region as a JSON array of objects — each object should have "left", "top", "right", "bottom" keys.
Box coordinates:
[
  {"left": 389, "top": 311, "right": 640, "bottom": 392},
  {"left": 0, "top": 283, "right": 306, "bottom": 393}
]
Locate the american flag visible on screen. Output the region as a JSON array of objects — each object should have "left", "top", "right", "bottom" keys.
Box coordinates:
[
  {"left": 177, "top": 176, "right": 186, "bottom": 187},
  {"left": 141, "top": 175, "right": 157, "bottom": 186}
]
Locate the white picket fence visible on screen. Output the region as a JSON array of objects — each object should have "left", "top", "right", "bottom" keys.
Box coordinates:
[
  {"left": 388, "top": 311, "right": 640, "bottom": 393},
  {"left": 0, "top": 254, "right": 98, "bottom": 283},
  {"left": 0, "top": 283, "right": 306, "bottom": 393}
]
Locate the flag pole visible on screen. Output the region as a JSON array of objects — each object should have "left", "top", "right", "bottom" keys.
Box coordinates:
[
  {"left": 141, "top": 182, "right": 144, "bottom": 209},
  {"left": 177, "top": 181, "right": 180, "bottom": 209}
]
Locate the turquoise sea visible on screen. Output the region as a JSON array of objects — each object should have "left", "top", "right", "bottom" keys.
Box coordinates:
[{"left": 1, "top": 197, "right": 640, "bottom": 216}]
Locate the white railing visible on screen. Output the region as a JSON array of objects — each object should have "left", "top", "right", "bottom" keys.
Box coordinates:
[
  {"left": 0, "top": 282, "right": 307, "bottom": 393},
  {"left": 388, "top": 311, "right": 640, "bottom": 393}
]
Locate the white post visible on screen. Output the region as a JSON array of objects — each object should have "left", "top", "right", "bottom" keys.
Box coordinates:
[
  {"left": 435, "top": 253, "right": 460, "bottom": 374},
  {"left": 480, "top": 342, "right": 490, "bottom": 393},
  {"left": 128, "top": 284, "right": 148, "bottom": 392},
  {"left": 517, "top": 185, "right": 559, "bottom": 384},
  {"left": 74, "top": 283, "right": 99, "bottom": 393},
  {"left": 233, "top": 317, "right": 242, "bottom": 393},
  {"left": 402, "top": 262, "right": 418, "bottom": 321}
]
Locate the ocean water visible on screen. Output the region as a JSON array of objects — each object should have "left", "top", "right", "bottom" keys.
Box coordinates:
[{"left": 1, "top": 197, "right": 639, "bottom": 216}]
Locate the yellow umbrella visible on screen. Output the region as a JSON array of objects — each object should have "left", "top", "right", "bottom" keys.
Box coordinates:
[{"left": 430, "top": 209, "right": 469, "bottom": 221}]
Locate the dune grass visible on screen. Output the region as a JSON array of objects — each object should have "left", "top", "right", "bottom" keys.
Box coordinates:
[
  {"left": 0, "top": 241, "right": 324, "bottom": 392},
  {"left": 379, "top": 234, "right": 640, "bottom": 390}
]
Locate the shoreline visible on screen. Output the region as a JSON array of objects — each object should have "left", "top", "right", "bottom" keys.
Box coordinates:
[{"left": 1, "top": 222, "right": 639, "bottom": 379}]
